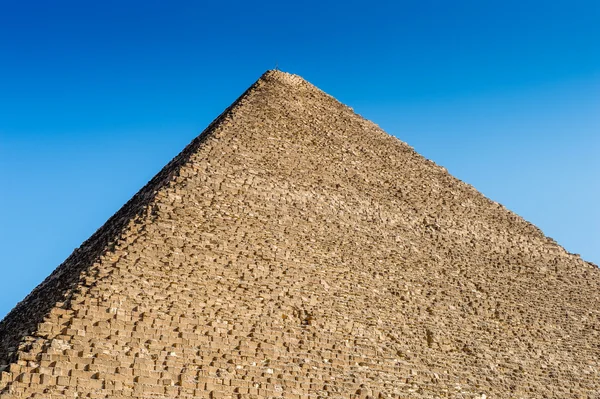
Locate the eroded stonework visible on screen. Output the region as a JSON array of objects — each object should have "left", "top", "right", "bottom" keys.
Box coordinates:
[{"left": 0, "top": 70, "right": 599, "bottom": 398}]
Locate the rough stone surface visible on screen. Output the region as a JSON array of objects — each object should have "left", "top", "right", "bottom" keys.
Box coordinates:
[{"left": 1, "top": 70, "right": 599, "bottom": 398}]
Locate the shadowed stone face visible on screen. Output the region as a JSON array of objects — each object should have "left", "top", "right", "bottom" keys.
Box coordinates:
[{"left": 0, "top": 70, "right": 598, "bottom": 398}]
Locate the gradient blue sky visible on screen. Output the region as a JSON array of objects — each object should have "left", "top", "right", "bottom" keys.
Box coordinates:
[{"left": 1, "top": 0, "right": 598, "bottom": 319}]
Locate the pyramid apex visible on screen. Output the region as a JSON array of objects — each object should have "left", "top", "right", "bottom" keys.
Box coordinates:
[{"left": 260, "top": 69, "right": 308, "bottom": 87}]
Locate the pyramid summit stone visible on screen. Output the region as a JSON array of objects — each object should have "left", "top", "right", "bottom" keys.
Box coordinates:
[{"left": 1, "top": 70, "right": 599, "bottom": 398}]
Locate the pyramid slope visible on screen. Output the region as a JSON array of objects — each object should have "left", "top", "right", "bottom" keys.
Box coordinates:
[{"left": 1, "top": 70, "right": 599, "bottom": 398}]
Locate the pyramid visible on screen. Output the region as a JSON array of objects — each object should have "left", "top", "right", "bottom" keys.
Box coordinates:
[{"left": 1, "top": 70, "right": 599, "bottom": 399}]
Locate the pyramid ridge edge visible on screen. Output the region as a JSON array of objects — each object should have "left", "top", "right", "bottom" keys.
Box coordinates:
[{"left": 0, "top": 70, "right": 269, "bottom": 366}]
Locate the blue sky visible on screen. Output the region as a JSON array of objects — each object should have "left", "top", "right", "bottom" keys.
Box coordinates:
[{"left": 0, "top": 0, "right": 598, "bottom": 319}]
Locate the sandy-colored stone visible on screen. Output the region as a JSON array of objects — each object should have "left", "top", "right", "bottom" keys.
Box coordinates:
[{"left": 0, "top": 70, "right": 599, "bottom": 398}]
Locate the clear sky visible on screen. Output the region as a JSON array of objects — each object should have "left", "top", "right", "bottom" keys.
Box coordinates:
[{"left": 0, "top": 0, "right": 598, "bottom": 319}]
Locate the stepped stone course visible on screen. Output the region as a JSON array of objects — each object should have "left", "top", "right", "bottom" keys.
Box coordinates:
[{"left": 0, "top": 70, "right": 599, "bottom": 398}]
